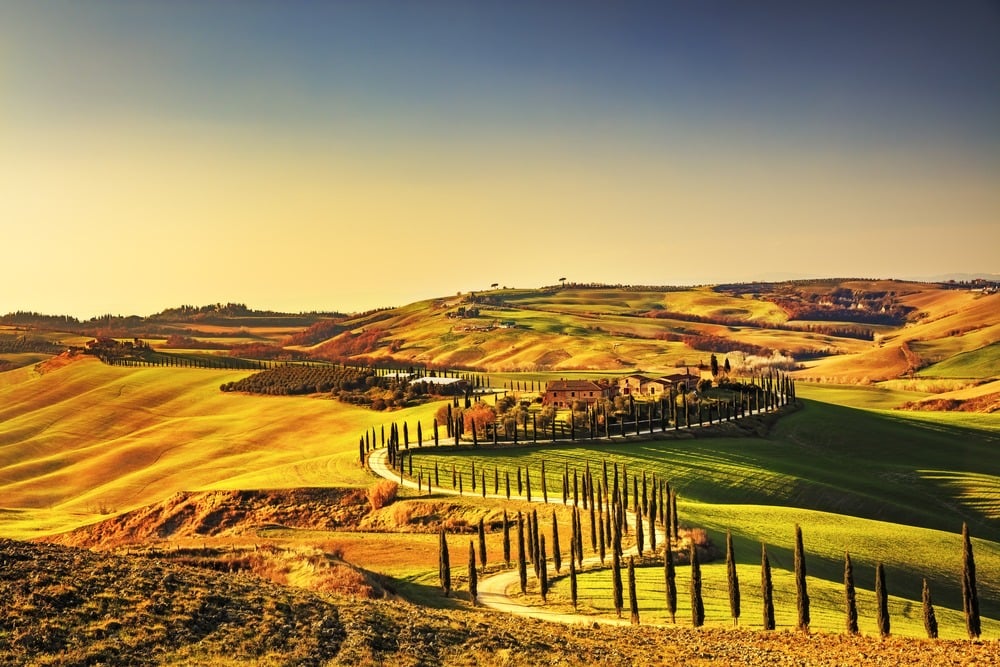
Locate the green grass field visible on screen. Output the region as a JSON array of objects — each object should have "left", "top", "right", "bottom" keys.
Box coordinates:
[
  {"left": 400, "top": 384, "right": 1000, "bottom": 626},
  {"left": 917, "top": 341, "right": 1000, "bottom": 379},
  {"left": 553, "top": 561, "right": 999, "bottom": 640}
]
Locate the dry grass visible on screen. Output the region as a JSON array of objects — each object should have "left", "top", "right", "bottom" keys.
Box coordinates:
[{"left": 366, "top": 480, "right": 399, "bottom": 511}]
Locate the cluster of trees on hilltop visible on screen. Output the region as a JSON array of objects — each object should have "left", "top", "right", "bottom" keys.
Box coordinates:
[
  {"left": 220, "top": 365, "right": 463, "bottom": 410},
  {"left": 220, "top": 365, "right": 377, "bottom": 396},
  {"left": 0, "top": 312, "right": 81, "bottom": 328},
  {"left": 0, "top": 333, "right": 65, "bottom": 354},
  {"left": 149, "top": 303, "right": 344, "bottom": 321}
]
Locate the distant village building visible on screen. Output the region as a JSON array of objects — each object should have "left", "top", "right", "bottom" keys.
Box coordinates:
[
  {"left": 542, "top": 379, "right": 613, "bottom": 407},
  {"left": 618, "top": 374, "right": 650, "bottom": 396},
  {"left": 621, "top": 372, "right": 694, "bottom": 397}
]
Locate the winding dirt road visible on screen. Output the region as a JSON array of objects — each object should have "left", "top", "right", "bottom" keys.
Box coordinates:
[{"left": 368, "top": 446, "right": 664, "bottom": 627}]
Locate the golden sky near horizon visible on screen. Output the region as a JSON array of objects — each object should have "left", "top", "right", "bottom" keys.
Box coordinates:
[{"left": 2, "top": 3, "right": 998, "bottom": 317}]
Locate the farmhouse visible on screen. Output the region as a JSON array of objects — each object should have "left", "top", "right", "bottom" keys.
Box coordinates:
[
  {"left": 543, "top": 379, "right": 613, "bottom": 407},
  {"left": 618, "top": 374, "right": 649, "bottom": 396}
]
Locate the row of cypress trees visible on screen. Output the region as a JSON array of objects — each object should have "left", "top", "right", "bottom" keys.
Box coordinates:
[{"left": 439, "top": 513, "right": 983, "bottom": 641}]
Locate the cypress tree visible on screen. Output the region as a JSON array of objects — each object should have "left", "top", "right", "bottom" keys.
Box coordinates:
[
  {"left": 876, "top": 562, "right": 890, "bottom": 638},
  {"left": 589, "top": 495, "right": 597, "bottom": 553},
  {"left": 726, "top": 530, "right": 740, "bottom": 627},
  {"left": 481, "top": 470, "right": 486, "bottom": 498},
  {"left": 844, "top": 551, "right": 859, "bottom": 635},
  {"left": 526, "top": 511, "right": 536, "bottom": 573},
  {"left": 761, "top": 543, "right": 775, "bottom": 631},
  {"left": 532, "top": 509, "right": 541, "bottom": 578},
  {"left": 612, "top": 548, "right": 624, "bottom": 618},
  {"left": 517, "top": 512, "right": 527, "bottom": 594},
  {"left": 468, "top": 541, "right": 478, "bottom": 605},
  {"left": 539, "top": 534, "right": 549, "bottom": 602},
  {"left": 962, "top": 522, "right": 981, "bottom": 639},
  {"left": 552, "top": 511, "right": 562, "bottom": 574},
  {"left": 628, "top": 555, "right": 640, "bottom": 625},
  {"left": 922, "top": 578, "right": 938, "bottom": 639},
  {"left": 664, "top": 532, "right": 677, "bottom": 623},
  {"left": 664, "top": 482, "right": 672, "bottom": 532},
  {"left": 505, "top": 470, "right": 511, "bottom": 500},
  {"left": 603, "top": 497, "right": 612, "bottom": 555},
  {"left": 575, "top": 506, "right": 584, "bottom": 564},
  {"left": 670, "top": 488, "right": 679, "bottom": 540},
  {"left": 690, "top": 543, "right": 704, "bottom": 628},
  {"left": 635, "top": 506, "right": 644, "bottom": 555},
  {"left": 502, "top": 509, "right": 511, "bottom": 566},
  {"left": 648, "top": 490, "right": 657, "bottom": 553},
  {"left": 569, "top": 554, "right": 578, "bottom": 610},
  {"left": 439, "top": 528, "right": 451, "bottom": 597},
  {"left": 494, "top": 466, "right": 499, "bottom": 495},
  {"left": 598, "top": 506, "right": 606, "bottom": 565},
  {"left": 478, "top": 518, "right": 487, "bottom": 574},
  {"left": 794, "top": 524, "right": 810, "bottom": 633}
]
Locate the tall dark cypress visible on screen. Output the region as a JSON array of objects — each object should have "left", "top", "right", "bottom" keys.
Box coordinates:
[
  {"left": 612, "top": 549, "right": 623, "bottom": 618},
  {"left": 922, "top": 578, "right": 938, "bottom": 639},
  {"left": 875, "top": 562, "right": 890, "bottom": 638},
  {"left": 439, "top": 528, "right": 451, "bottom": 597},
  {"left": 761, "top": 543, "right": 775, "bottom": 631},
  {"left": 793, "top": 524, "right": 810, "bottom": 633},
  {"left": 726, "top": 530, "right": 740, "bottom": 627},
  {"left": 575, "top": 507, "right": 584, "bottom": 564},
  {"left": 589, "top": 497, "right": 597, "bottom": 553},
  {"left": 517, "top": 512, "right": 527, "bottom": 594},
  {"left": 648, "top": 490, "right": 657, "bottom": 553},
  {"left": 670, "top": 488, "right": 679, "bottom": 540},
  {"left": 635, "top": 506, "right": 645, "bottom": 555},
  {"left": 598, "top": 506, "right": 606, "bottom": 565},
  {"left": 539, "top": 535, "right": 549, "bottom": 602},
  {"left": 690, "top": 544, "right": 704, "bottom": 628},
  {"left": 570, "top": 554, "right": 578, "bottom": 610},
  {"left": 962, "top": 522, "right": 981, "bottom": 639},
  {"left": 628, "top": 555, "right": 640, "bottom": 625},
  {"left": 551, "top": 511, "right": 562, "bottom": 574},
  {"left": 468, "top": 541, "right": 478, "bottom": 605},
  {"left": 570, "top": 504, "right": 579, "bottom": 569},
  {"left": 664, "top": 532, "right": 677, "bottom": 623},
  {"left": 478, "top": 517, "right": 487, "bottom": 574},
  {"left": 532, "top": 509, "right": 541, "bottom": 578},
  {"left": 844, "top": 551, "right": 859, "bottom": 635},
  {"left": 502, "top": 509, "right": 511, "bottom": 566}
]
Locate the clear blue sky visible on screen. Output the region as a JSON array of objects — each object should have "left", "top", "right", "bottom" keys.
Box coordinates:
[{"left": 2, "top": 1, "right": 998, "bottom": 317}]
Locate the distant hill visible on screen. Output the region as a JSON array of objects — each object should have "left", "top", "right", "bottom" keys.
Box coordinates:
[{"left": 4, "top": 279, "right": 998, "bottom": 382}]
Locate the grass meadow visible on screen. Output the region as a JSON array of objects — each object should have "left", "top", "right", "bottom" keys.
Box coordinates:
[
  {"left": 399, "top": 383, "right": 1000, "bottom": 633},
  {"left": 0, "top": 356, "right": 441, "bottom": 538}
]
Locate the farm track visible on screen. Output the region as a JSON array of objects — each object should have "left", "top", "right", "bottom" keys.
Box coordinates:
[{"left": 369, "top": 444, "right": 667, "bottom": 628}]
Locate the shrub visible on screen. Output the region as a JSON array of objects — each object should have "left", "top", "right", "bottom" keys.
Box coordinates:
[{"left": 366, "top": 480, "right": 398, "bottom": 511}]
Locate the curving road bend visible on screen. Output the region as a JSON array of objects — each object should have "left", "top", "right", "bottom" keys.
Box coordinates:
[{"left": 368, "top": 446, "right": 665, "bottom": 626}]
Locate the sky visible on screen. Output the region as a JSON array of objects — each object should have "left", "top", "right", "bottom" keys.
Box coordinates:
[{"left": 1, "top": 1, "right": 998, "bottom": 318}]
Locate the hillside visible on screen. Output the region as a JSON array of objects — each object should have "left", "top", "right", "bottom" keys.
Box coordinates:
[
  {"left": 3, "top": 538, "right": 999, "bottom": 666},
  {"left": 6, "top": 281, "right": 997, "bottom": 385}
]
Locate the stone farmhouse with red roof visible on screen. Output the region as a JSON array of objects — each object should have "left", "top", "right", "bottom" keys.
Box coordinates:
[{"left": 542, "top": 379, "right": 615, "bottom": 407}]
